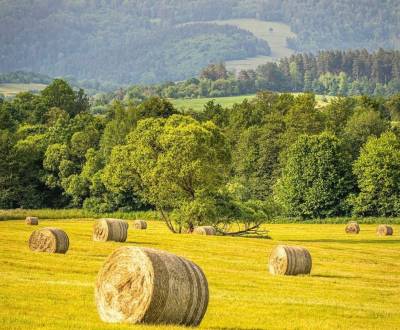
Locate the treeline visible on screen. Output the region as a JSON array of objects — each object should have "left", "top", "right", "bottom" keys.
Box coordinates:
[
  {"left": 2, "top": 80, "right": 400, "bottom": 228},
  {"left": 101, "top": 49, "right": 400, "bottom": 104},
  {"left": 1, "top": 0, "right": 398, "bottom": 84}
]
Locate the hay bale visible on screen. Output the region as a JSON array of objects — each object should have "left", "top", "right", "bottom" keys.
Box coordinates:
[
  {"left": 133, "top": 220, "right": 147, "bottom": 230},
  {"left": 28, "top": 228, "right": 69, "bottom": 254},
  {"left": 95, "top": 247, "right": 209, "bottom": 326},
  {"left": 269, "top": 245, "right": 312, "bottom": 276},
  {"left": 345, "top": 221, "right": 360, "bottom": 234},
  {"left": 376, "top": 224, "right": 393, "bottom": 236},
  {"left": 93, "top": 218, "right": 129, "bottom": 242},
  {"left": 25, "top": 216, "right": 39, "bottom": 225},
  {"left": 192, "top": 226, "right": 216, "bottom": 236}
]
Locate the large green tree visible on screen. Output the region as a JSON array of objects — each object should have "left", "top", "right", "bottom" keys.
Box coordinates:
[
  {"left": 350, "top": 132, "right": 400, "bottom": 216},
  {"left": 103, "top": 115, "right": 231, "bottom": 232},
  {"left": 274, "top": 132, "right": 354, "bottom": 218}
]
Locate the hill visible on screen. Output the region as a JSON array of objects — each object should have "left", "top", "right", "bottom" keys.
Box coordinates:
[{"left": 0, "top": 1, "right": 399, "bottom": 84}]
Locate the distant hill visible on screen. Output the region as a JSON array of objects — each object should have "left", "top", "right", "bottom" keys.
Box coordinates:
[{"left": 0, "top": 0, "right": 399, "bottom": 84}]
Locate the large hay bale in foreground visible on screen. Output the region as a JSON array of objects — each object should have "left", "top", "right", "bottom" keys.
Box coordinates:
[
  {"left": 269, "top": 245, "right": 312, "bottom": 276},
  {"left": 192, "top": 226, "right": 216, "bottom": 236},
  {"left": 133, "top": 220, "right": 147, "bottom": 230},
  {"left": 28, "top": 228, "right": 69, "bottom": 254},
  {"left": 345, "top": 221, "right": 360, "bottom": 234},
  {"left": 95, "top": 247, "right": 209, "bottom": 326},
  {"left": 93, "top": 219, "right": 129, "bottom": 242},
  {"left": 376, "top": 224, "right": 393, "bottom": 236},
  {"left": 25, "top": 217, "right": 38, "bottom": 225}
]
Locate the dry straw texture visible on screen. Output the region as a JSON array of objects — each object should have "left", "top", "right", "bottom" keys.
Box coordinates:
[
  {"left": 25, "top": 216, "right": 38, "bottom": 225},
  {"left": 93, "top": 218, "right": 129, "bottom": 242},
  {"left": 95, "top": 246, "right": 209, "bottom": 326},
  {"left": 133, "top": 220, "right": 147, "bottom": 230},
  {"left": 28, "top": 227, "right": 69, "bottom": 254},
  {"left": 345, "top": 221, "right": 360, "bottom": 234},
  {"left": 269, "top": 245, "right": 312, "bottom": 276},
  {"left": 192, "top": 226, "right": 216, "bottom": 236},
  {"left": 376, "top": 224, "right": 393, "bottom": 236}
]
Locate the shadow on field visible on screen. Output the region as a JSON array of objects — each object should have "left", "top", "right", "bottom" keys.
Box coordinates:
[
  {"left": 209, "top": 328, "right": 264, "bottom": 330},
  {"left": 312, "top": 274, "right": 362, "bottom": 279},
  {"left": 286, "top": 239, "right": 400, "bottom": 244},
  {"left": 125, "top": 240, "right": 160, "bottom": 246}
]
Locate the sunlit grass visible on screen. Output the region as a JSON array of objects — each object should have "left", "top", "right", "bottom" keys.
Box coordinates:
[{"left": 1, "top": 219, "right": 400, "bottom": 329}]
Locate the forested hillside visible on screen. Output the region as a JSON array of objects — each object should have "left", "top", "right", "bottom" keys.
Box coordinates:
[{"left": 0, "top": 0, "right": 399, "bottom": 84}]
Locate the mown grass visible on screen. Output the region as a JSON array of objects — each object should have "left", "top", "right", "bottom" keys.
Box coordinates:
[
  {"left": 1, "top": 218, "right": 400, "bottom": 329},
  {"left": 0, "top": 83, "right": 47, "bottom": 97}
]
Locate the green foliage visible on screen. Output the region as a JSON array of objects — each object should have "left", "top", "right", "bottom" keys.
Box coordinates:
[
  {"left": 103, "top": 115, "right": 231, "bottom": 232},
  {"left": 274, "top": 132, "right": 354, "bottom": 219},
  {"left": 350, "top": 132, "right": 400, "bottom": 216}
]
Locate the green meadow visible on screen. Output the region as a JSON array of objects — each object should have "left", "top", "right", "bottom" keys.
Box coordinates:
[{"left": 1, "top": 217, "right": 400, "bottom": 330}]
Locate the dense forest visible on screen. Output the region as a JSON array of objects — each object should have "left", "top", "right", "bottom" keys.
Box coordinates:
[
  {"left": 0, "top": 0, "right": 399, "bottom": 84},
  {"left": 2, "top": 79, "right": 400, "bottom": 230},
  {"left": 91, "top": 49, "right": 400, "bottom": 107}
]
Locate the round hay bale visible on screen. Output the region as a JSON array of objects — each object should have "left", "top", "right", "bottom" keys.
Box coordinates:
[
  {"left": 25, "top": 216, "right": 39, "bottom": 225},
  {"left": 269, "top": 245, "right": 312, "bottom": 276},
  {"left": 345, "top": 221, "right": 360, "bottom": 234},
  {"left": 95, "top": 247, "right": 209, "bottom": 326},
  {"left": 376, "top": 224, "right": 393, "bottom": 236},
  {"left": 133, "top": 220, "right": 147, "bottom": 230},
  {"left": 192, "top": 226, "right": 216, "bottom": 236},
  {"left": 93, "top": 218, "right": 129, "bottom": 242},
  {"left": 28, "top": 228, "right": 69, "bottom": 254}
]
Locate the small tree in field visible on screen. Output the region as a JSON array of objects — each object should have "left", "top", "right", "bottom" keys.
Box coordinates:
[
  {"left": 103, "top": 115, "right": 231, "bottom": 233},
  {"left": 350, "top": 132, "right": 400, "bottom": 216},
  {"left": 274, "top": 132, "right": 354, "bottom": 219}
]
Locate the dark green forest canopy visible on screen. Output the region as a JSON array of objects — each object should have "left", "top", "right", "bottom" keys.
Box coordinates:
[
  {"left": 0, "top": 0, "right": 399, "bottom": 84},
  {"left": 2, "top": 79, "right": 400, "bottom": 224}
]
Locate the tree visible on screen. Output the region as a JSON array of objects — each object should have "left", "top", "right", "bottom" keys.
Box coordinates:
[
  {"left": 350, "top": 132, "right": 400, "bottom": 216},
  {"left": 103, "top": 115, "right": 231, "bottom": 233},
  {"left": 274, "top": 132, "right": 354, "bottom": 218},
  {"left": 41, "top": 79, "right": 89, "bottom": 117}
]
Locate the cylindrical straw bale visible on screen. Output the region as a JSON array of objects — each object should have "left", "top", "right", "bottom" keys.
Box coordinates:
[
  {"left": 28, "top": 227, "right": 69, "bottom": 254},
  {"left": 133, "top": 220, "right": 147, "bottom": 230},
  {"left": 93, "top": 219, "right": 129, "bottom": 242},
  {"left": 376, "top": 224, "right": 393, "bottom": 236},
  {"left": 345, "top": 221, "right": 360, "bottom": 234},
  {"left": 95, "top": 247, "right": 209, "bottom": 326},
  {"left": 269, "top": 245, "right": 312, "bottom": 276},
  {"left": 25, "top": 217, "right": 39, "bottom": 225},
  {"left": 192, "top": 226, "right": 216, "bottom": 236}
]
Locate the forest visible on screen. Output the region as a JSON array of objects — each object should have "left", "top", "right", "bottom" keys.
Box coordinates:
[
  {"left": 0, "top": 0, "right": 399, "bottom": 84},
  {"left": 2, "top": 79, "right": 400, "bottom": 231},
  {"left": 91, "top": 49, "right": 400, "bottom": 107}
]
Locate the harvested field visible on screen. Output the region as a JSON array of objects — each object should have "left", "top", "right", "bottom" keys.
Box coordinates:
[{"left": 1, "top": 220, "right": 400, "bottom": 329}]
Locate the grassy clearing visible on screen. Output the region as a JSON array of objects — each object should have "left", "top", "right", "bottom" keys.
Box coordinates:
[
  {"left": 210, "top": 19, "right": 296, "bottom": 71},
  {"left": 1, "top": 219, "right": 400, "bottom": 329},
  {"left": 0, "top": 83, "right": 47, "bottom": 97},
  {"left": 172, "top": 94, "right": 334, "bottom": 112}
]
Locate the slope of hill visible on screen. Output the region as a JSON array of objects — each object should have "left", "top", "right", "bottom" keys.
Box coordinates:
[{"left": 0, "top": 0, "right": 399, "bottom": 84}]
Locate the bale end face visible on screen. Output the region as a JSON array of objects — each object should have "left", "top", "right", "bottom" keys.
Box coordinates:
[
  {"left": 345, "top": 221, "right": 360, "bottom": 234},
  {"left": 93, "top": 219, "right": 129, "bottom": 242},
  {"left": 133, "top": 220, "right": 147, "bottom": 230},
  {"left": 25, "top": 217, "right": 39, "bottom": 225},
  {"left": 377, "top": 225, "right": 393, "bottom": 236},
  {"left": 269, "top": 245, "right": 312, "bottom": 276},
  {"left": 28, "top": 227, "right": 69, "bottom": 254},
  {"left": 95, "top": 247, "right": 209, "bottom": 326}
]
